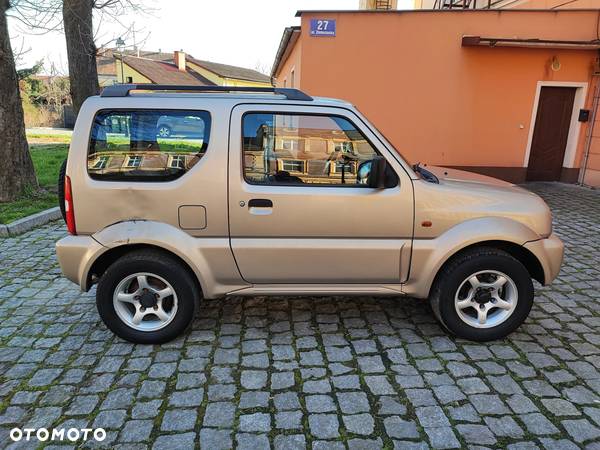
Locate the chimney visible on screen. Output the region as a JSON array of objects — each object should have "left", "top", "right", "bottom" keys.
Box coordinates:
[{"left": 174, "top": 50, "right": 186, "bottom": 71}]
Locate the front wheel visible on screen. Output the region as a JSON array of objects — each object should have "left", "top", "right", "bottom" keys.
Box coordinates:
[
  {"left": 430, "top": 247, "right": 533, "bottom": 342},
  {"left": 96, "top": 249, "right": 199, "bottom": 344}
]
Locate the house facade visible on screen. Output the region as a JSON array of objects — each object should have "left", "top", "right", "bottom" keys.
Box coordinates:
[
  {"left": 97, "top": 49, "right": 271, "bottom": 87},
  {"left": 271, "top": 8, "right": 600, "bottom": 187}
]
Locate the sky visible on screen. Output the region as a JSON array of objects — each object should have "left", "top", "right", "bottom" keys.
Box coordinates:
[{"left": 8, "top": 0, "right": 413, "bottom": 75}]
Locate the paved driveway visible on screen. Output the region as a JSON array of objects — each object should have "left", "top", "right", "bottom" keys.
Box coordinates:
[{"left": 0, "top": 182, "right": 599, "bottom": 449}]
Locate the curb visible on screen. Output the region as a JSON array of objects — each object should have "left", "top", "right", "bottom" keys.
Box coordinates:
[{"left": 0, "top": 207, "right": 62, "bottom": 237}]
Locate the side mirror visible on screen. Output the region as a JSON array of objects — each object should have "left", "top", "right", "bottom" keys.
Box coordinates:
[{"left": 368, "top": 156, "right": 387, "bottom": 189}]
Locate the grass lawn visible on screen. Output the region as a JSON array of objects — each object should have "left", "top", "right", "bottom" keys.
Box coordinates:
[
  {"left": 0, "top": 143, "right": 68, "bottom": 224},
  {"left": 26, "top": 133, "right": 71, "bottom": 144}
]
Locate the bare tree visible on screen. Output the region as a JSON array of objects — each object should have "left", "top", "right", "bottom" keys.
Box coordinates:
[
  {"left": 0, "top": 0, "right": 37, "bottom": 202},
  {"left": 10, "top": 0, "right": 152, "bottom": 115},
  {"left": 62, "top": 0, "right": 98, "bottom": 116}
]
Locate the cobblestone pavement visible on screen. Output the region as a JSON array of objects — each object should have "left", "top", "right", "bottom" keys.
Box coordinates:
[{"left": 0, "top": 182, "right": 599, "bottom": 450}]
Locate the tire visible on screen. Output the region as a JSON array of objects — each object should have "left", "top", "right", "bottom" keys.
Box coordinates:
[
  {"left": 157, "top": 125, "right": 171, "bottom": 138},
  {"left": 96, "top": 249, "right": 199, "bottom": 344},
  {"left": 58, "top": 158, "right": 67, "bottom": 223},
  {"left": 429, "top": 247, "right": 533, "bottom": 342}
]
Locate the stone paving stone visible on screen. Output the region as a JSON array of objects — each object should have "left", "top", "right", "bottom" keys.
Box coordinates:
[
  {"left": 275, "top": 411, "right": 303, "bottom": 429},
  {"left": 152, "top": 432, "right": 195, "bottom": 450},
  {"left": 384, "top": 417, "right": 420, "bottom": 439},
  {"left": 239, "top": 412, "right": 271, "bottom": 432},
  {"left": 203, "top": 402, "right": 235, "bottom": 427},
  {"left": 337, "top": 391, "right": 370, "bottom": 414},
  {"left": 343, "top": 413, "right": 375, "bottom": 435},
  {"left": 199, "top": 429, "right": 232, "bottom": 450},
  {"left": 455, "top": 424, "right": 497, "bottom": 445},
  {"left": 561, "top": 418, "right": 600, "bottom": 443},
  {"left": 519, "top": 413, "right": 560, "bottom": 435},
  {"left": 236, "top": 432, "right": 270, "bottom": 450},
  {"left": 0, "top": 184, "right": 598, "bottom": 448},
  {"left": 274, "top": 434, "right": 306, "bottom": 450},
  {"left": 377, "top": 396, "right": 407, "bottom": 415},
  {"left": 424, "top": 426, "right": 461, "bottom": 449},
  {"left": 309, "top": 413, "right": 340, "bottom": 439},
  {"left": 239, "top": 391, "right": 269, "bottom": 409},
  {"left": 161, "top": 409, "right": 197, "bottom": 431},
  {"left": 484, "top": 416, "right": 524, "bottom": 438}
]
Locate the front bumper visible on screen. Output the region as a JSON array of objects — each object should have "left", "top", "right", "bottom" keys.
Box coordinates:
[
  {"left": 523, "top": 233, "right": 564, "bottom": 285},
  {"left": 55, "top": 235, "right": 106, "bottom": 290}
]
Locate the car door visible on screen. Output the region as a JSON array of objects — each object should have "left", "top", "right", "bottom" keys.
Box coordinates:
[{"left": 228, "top": 104, "right": 414, "bottom": 284}]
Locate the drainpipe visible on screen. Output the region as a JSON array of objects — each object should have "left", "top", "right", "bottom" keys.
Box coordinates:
[{"left": 578, "top": 54, "right": 600, "bottom": 186}]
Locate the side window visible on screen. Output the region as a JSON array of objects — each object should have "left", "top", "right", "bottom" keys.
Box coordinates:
[
  {"left": 242, "top": 113, "right": 384, "bottom": 186},
  {"left": 88, "top": 109, "right": 211, "bottom": 181}
]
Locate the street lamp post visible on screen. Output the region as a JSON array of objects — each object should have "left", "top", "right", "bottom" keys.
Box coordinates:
[{"left": 116, "top": 37, "right": 126, "bottom": 84}]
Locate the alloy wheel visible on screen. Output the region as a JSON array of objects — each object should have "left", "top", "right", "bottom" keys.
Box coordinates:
[
  {"left": 113, "top": 272, "right": 178, "bottom": 332},
  {"left": 454, "top": 270, "right": 518, "bottom": 329}
]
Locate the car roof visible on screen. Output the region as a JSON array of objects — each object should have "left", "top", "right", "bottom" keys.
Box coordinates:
[
  {"left": 122, "top": 92, "right": 350, "bottom": 106},
  {"left": 99, "top": 84, "right": 353, "bottom": 108}
]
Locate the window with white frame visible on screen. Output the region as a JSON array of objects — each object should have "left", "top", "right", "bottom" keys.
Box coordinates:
[
  {"left": 334, "top": 141, "right": 354, "bottom": 153},
  {"left": 92, "top": 156, "right": 109, "bottom": 169},
  {"left": 169, "top": 154, "right": 186, "bottom": 169},
  {"left": 281, "top": 159, "right": 304, "bottom": 173},
  {"left": 126, "top": 155, "right": 142, "bottom": 168}
]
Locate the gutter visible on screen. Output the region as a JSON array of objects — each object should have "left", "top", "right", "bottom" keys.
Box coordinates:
[{"left": 271, "top": 26, "right": 301, "bottom": 83}]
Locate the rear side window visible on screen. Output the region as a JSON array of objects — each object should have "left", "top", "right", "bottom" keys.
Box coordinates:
[{"left": 88, "top": 110, "right": 211, "bottom": 181}]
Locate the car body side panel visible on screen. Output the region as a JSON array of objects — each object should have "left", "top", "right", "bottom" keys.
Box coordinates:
[
  {"left": 402, "top": 216, "right": 542, "bottom": 299},
  {"left": 69, "top": 97, "right": 232, "bottom": 238},
  {"left": 91, "top": 221, "right": 248, "bottom": 298}
]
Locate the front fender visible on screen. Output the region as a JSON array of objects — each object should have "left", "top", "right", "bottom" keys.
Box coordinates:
[
  {"left": 90, "top": 220, "right": 246, "bottom": 298},
  {"left": 402, "top": 216, "right": 541, "bottom": 299}
]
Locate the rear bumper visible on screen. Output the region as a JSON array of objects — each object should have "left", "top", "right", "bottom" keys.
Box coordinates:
[
  {"left": 523, "top": 233, "right": 564, "bottom": 285},
  {"left": 55, "top": 235, "right": 106, "bottom": 290}
]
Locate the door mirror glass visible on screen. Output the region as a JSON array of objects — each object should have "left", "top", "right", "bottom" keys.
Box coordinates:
[{"left": 358, "top": 156, "right": 398, "bottom": 189}]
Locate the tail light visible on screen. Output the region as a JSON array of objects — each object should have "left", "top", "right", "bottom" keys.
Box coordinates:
[{"left": 64, "top": 175, "right": 77, "bottom": 235}]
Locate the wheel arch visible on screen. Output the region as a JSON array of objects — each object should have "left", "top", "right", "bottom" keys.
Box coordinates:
[
  {"left": 81, "top": 220, "right": 237, "bottom": 298},
  {"left": 430, "top": 240, "right": 545, "bottom": 295},
  {"left": 87, "top": 243, "right": 203, "bottom": 297},
  {"left": 404, "top": 217, "right": 546, "bottom": 299}
]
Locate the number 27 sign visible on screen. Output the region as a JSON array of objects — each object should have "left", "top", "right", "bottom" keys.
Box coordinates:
[{"left": 310, "top": 19, "right": 336, "bottom": 37}]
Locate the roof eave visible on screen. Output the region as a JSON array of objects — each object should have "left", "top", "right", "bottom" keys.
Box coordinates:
[{"left": 271, "top": 26, "right": 301, "bottom": 79}]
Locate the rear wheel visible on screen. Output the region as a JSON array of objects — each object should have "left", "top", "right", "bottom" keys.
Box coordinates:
[
  {"left": 96, "top": 249, "right": 199, "bottom": 344},
  {"left": 430, "top": 247, "right": 533, "bottom": 342}
]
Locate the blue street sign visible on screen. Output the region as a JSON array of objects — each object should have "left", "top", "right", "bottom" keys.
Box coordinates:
[{"left": 310, "top": 19, "right": 336, "bottom": 37}]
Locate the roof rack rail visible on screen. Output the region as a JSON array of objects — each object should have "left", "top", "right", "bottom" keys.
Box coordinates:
[{"left": 101, "top": 84, "right": 313, "bottom": 101}]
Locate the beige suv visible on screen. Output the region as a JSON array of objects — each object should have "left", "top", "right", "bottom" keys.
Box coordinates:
[{"left": 55, "top": 84, "right": 564, "bottom": 344}]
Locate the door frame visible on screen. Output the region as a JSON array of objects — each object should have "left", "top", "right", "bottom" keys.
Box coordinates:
[{"left": 522, "top": 81, "right": 587, "bottom": 172}]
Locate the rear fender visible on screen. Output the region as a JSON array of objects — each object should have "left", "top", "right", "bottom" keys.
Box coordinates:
[{"left": 92, "top": 220, "right": 246, "bottom": 298}]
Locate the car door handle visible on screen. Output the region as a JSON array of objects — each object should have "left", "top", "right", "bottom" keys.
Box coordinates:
[
  {"left": 248, "top": 199, "right": 273, "bottom": 208},
  {"left": 248, "top": 198, "right": 273, "bottom": 216}
]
